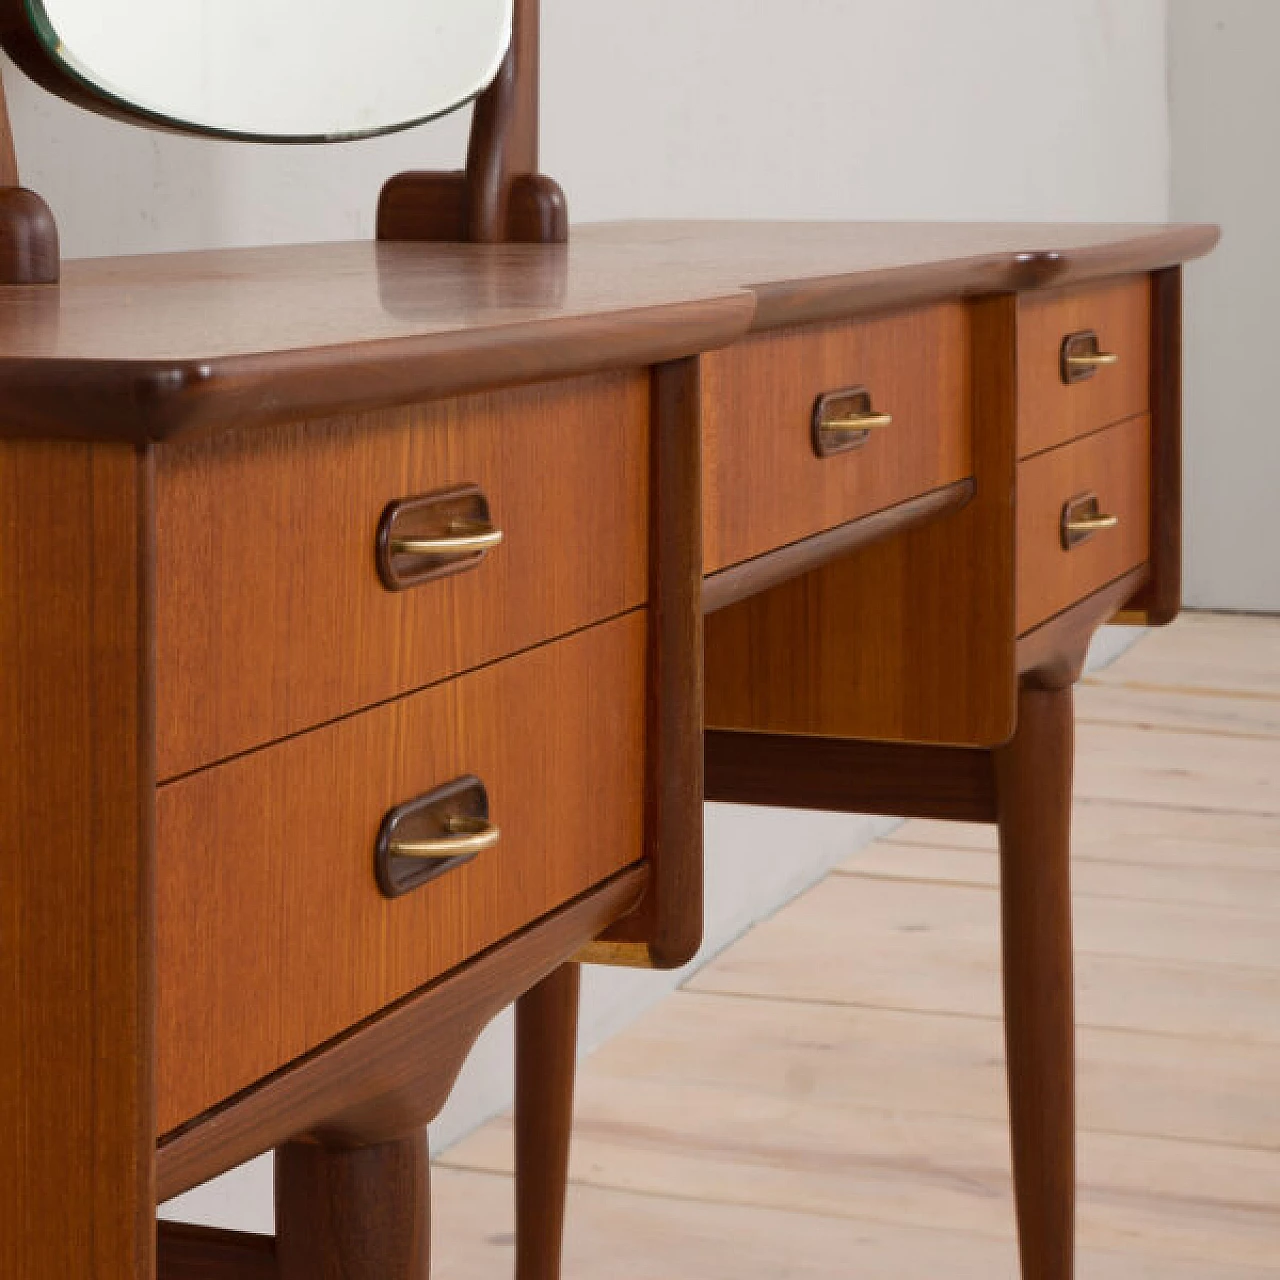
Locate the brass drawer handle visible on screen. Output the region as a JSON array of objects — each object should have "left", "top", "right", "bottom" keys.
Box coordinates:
[
  {"left": 375, "top": 775, "right": 497, "bottom": 898},
  {"left": 377, "top": 484, "right": 502, "bottom": 591},
  {"left": 823, "top": 411, "right": 895, "bottom": 434},
  {"left": 812, "top": 387, "right": 892, "bottom": 458},
  {"left": 1060, "top": 492, "right": 1119, "bottom": 550},
  {"left": 390, "top": 520, "right": 504, "bottom": 559},
  {"left": 388, "top": 814, "right": 501, "bottom": 860},
  {"left": 1060, "top": 330, "right": 1119, "bottom": 384}
]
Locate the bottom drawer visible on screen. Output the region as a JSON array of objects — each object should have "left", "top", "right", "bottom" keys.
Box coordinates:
[
  {"left": 1017, "top": 415, "right": 1151, "bottom": 634},
  {"left": 156, "top": 611, "right": 647, "bottom": 1132}
]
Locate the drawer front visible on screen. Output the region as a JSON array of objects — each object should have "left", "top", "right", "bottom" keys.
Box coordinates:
[
  {"left": 155, "top": 372, "right": 649, "bottom": 780},
  {"left": 155, "top": 612, "right": 647, "bottom": 1131},
  {"left": 1017, "top": 417, "right": 1151, "bottom": 634},
  {"left": 1017, "top": 276, "right": 1151, "bottom": 458},
  {"left": 702, "top": 305, "right": 971, "bottom": 573}
]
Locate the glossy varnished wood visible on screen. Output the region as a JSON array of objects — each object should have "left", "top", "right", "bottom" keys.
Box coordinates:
[
  {"left": 578, "top": 222, "right": 1218, "bottom": 332},
  {"left": 154, "top": 372, "right": 649, "bottom": 777},
  {"left": 0, "top": 441, "right": 155, "bottom": 1280},
  {"left": 0, "top": 224, "right": 1218, "bottom": 444},
  {"left": 704, "top": 294, "right": 1019, "bottom": 748},
  {"left": 0, "top": 240, "right": 755, "bottom": 443},
  {"left": 996, "top": 679, "right": 1078, "bottom": 1280},
  {"left": 156, "top": 866, "right": 647, "bottom": 1201},
  {"left": 702, "top": 303, "right": 971, "bottom": 571},
  {"left": 1017, "top": 275, "right": 1151, "bottom": 458},
  {"left": 155, "top": 613, "right": 648, "bottom": 1131},
  {"left": 1016, "top": 415, "right": 1152, "bottom": 635},
  {"left": 276, "top": 1135, "right": 431, "bottom": 1280}
]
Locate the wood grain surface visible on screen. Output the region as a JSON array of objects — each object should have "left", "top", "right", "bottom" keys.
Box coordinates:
[
  {"left": 995, "top": 681, "right": 1078, "bottom": 1280},
  {"left": 1016, "top": 416, "right": 1151, "bottom": 635},
  {"left": 157, "top": 867, "right": 647, "bottom": 1201},
  {"left": 702, "top": 303, "right": 971, "bottom": 571},
  {"left": 0, "top": 441, "right": 155, "bottom": 1280},
  {"left": 157, "top": 1223, "right": 277, "bottom": 1280},
  {"left": 1017, "top": 275, "right": 1151, "bottom": 458},
  {"left": 0, "top": 223, "right": 1216, "bottom": 443},
  {"left": 515, "top": 964, "right": 581, "bottom": 1280},
  {"left": 276, "top": 1135, "right": 431, "bottom": 1280},
  {"left": 703, "top": 294, "right": 1019, "bottom": 748},
  {"left": 1120, "top": 267, "right": 1184, "bottom": 625},
  {"left": 155, "top": 612, "right": 647, "bottom": 1131},
  {"left": 154, "top": 371, "right": 648, "bottom": 778},
  {"left": 584, "top": 359, "right": 705, "bottom": 968}
]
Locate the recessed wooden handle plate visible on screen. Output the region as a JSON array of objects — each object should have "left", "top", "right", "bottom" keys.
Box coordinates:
[
  {"left": 1060, "top": 491, "right": 1120, "bottom": 550},
  {"left": 376, "top": 484, "right": 502, "bottom": 591},
  {"left": 1060, "top": 329, "right": 1119, "bottom": 385},
  {"left": 375, "top": 775, "right": 497, "bottom": 899},
  {"left": 811, "top": 386, "right": 893, "bottom": 458}
]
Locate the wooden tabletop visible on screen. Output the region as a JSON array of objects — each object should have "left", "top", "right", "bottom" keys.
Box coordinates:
[{"left": 0, "top": 221, "right": 1217, "bottom": 443}]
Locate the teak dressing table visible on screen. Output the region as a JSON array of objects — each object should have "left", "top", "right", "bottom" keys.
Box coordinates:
[{"left": 0, "top": 2, "right": 1217, "bottom": 1278}]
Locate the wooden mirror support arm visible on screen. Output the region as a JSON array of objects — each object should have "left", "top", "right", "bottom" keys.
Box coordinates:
[
  {"left": 377, "top": 0, "right": 568, "bottom": 245},
  {"left": 0, "top": 76, "right": 58, "bottom": 283}
]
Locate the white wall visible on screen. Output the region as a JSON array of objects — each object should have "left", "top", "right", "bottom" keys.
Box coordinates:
[
  {"left": 1169, "top": 1, "right": 1279, "bottom": 612},
  {"left": 2, "top": 0, "right": 1172, "bottom": 1233}
]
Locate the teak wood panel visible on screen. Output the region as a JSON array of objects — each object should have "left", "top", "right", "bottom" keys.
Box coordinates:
[
  {"left": 1016, "top": 416, "right": 1152, "bottom": 635},
  {"left": 701, "top": 304, "right": 971, "bottom": 573},
  {"left": 154, "top": 372, "right": 648, "bottom": 779},
  {"left": 0, "top": 441, "right": 155, "bottom": 1280},
  {"left": 703, "top": 296, "right": 1017, "bottom": 749},
  {"left": 1017, "top": 275, "right": 1151, "bottom": 458},
  {"left": 155, "top": 612, "right": 647, "bottom": 1132}
]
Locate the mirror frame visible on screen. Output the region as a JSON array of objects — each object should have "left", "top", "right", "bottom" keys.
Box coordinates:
[{"left": 0, "top": 0, "right": 512, "bottom": 142}]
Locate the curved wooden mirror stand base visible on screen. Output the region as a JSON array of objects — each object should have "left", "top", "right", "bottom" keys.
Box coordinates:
[{"left": 0, "top": 0, "right": 566, "bottom": 288}]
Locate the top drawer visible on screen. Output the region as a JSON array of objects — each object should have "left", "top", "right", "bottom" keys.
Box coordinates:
[
  {"left": 1017, "top": 275, "right": 1151, "bottom": 457},
  {"left": 155, "top": 372, "right": 649, "bottom": 779},
  {"left": 701, "top": 304, "right": 971, "bottom": 573}
]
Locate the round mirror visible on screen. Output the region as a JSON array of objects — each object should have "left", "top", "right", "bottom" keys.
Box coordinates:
[{"left": 2, "top": 0, "right": 513, "bottom": 141}]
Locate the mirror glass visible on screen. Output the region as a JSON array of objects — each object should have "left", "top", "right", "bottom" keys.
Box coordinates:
[{"left": 17, "top": 0, "right": 512, "bottom": 141}]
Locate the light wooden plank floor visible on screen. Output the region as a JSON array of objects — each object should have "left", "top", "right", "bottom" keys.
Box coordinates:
[{"left": 439, "top": 613, "right": 1280, "bottom": 1277}]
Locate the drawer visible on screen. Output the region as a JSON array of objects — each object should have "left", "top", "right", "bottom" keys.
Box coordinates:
[
  {"left": 1016, "top": 417, "right": 1151, "bottom": 634},
  {"left": 155, "top": 371, "right": 649, "bottom": 779},
  {"left": 155, "top": 611, "right": 647, "bottom": 1131},
  {"left": 1018, "top": 276, "right": 1151, "bottom": 457},
  {"left": 701, "top": 304, "right": 971, "bottom": 573}
]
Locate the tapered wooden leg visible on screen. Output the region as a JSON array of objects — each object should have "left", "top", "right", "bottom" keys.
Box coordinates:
[
  {"left": 995, "top": 678, "right": 1076, "bottom": 1280},
  {"left": 275, "top": 1131, "right": 431, "bottom": 1280},
  {"left": 515, "top": 962, "right": 582, "bottom": 1280}
]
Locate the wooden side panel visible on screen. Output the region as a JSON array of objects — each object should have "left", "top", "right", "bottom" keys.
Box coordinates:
[
  {"left": 584, "top": 358, "right": 705, "bottom": 969},
  {"left": 703, "top": 296, "right": 1018, "bottom": 748},
  {"left": 154, "top": 371, "right": 649, "bottom": 780},
  {"left": 1017, "top": 275, "right": 1151, "bottom": 457},
  {"left": 702, "top": 304, "right": 971, "bottom": 572},
  {"left": 1118, "top": 267, "right": 1183, "bottom": 625},
  {"left": 1016, "top": 416, "right": 1152, "bottom": 635},
  {"left": 155, "top": 612, "right": 647, "bottom": 1131},
  {"left": 0, "top": 442, "right": 155, "bottom": 1280}
]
